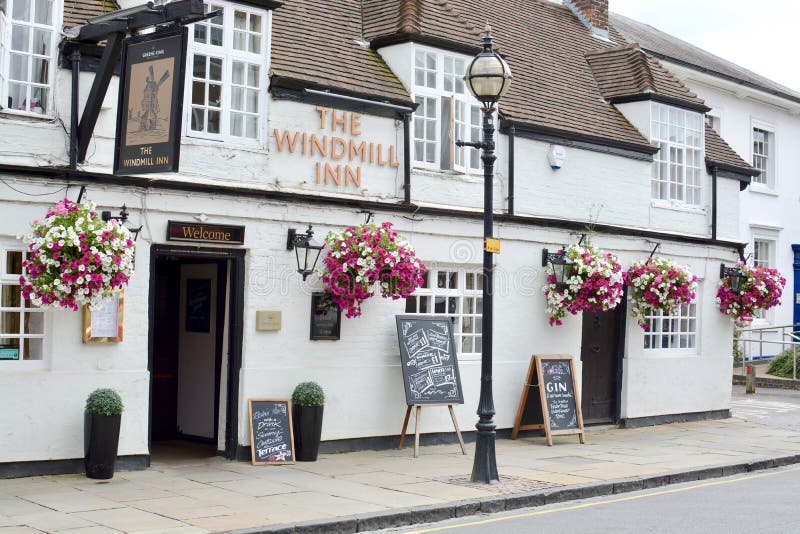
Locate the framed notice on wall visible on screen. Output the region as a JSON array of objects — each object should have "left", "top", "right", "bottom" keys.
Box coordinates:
[
  {"left": 310, "top": 293, "right": 341, "bottom": 340},
  {"left": 83, "top": 292, "right": 124, "bottom": 343},
  {"left": 114, "top": 28, "right": 187, "bottom": 175}
]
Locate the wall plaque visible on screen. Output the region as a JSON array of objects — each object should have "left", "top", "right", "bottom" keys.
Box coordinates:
[
  {"left": 167, "top": 221, "right": 245, "bottom": 245},
  {"left": 114, "top": 28, "right": 187, "bottom": 175}
]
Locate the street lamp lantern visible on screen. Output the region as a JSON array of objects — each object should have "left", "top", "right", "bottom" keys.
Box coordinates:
[
  {"left": 542, "top": 247, "right": 575, "bottom": 289},
  {"left": 287, "top": 225, "right": 325, "bottom": 281},
  {"left": 720, "top": 263, "right": 745, "bottom": 293},
  {"left": 456, "top": 25, "right": 512, "bottom": 485},
  {"left": 464, "top": 25, "right": 512, "bottom": 108}
]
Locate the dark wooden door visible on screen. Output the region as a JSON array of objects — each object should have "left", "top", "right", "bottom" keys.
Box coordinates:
[{"left": 580, "top": 310, "right": 621, "bottom": 424}]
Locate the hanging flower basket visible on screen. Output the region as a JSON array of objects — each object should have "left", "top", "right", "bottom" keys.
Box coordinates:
[
  {"left": 543, "top": 242, "right": 625, "bottom": 326},
  {"left": 716, "top": 263, "right": 786, "bottom": 324},
  {"left": 321, "top": 222, "right": 426, "bottom": 318},
  {"left": 19, "top": 199, "right": 136, "bottom": 311},
  {"left": 627, "top": 257, "right": 697, "bottom": 330}
]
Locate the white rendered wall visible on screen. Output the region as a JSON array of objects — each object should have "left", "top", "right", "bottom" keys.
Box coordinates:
[{"left": 665, "top": 61, "right": 800, "bottom": 339}]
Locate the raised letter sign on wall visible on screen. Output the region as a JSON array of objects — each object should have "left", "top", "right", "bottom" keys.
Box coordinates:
[{"left": 114, "top": 28, "right": 187, "bottom": 175}]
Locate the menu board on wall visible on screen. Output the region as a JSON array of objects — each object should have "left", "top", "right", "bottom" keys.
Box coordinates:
[
  {"left": 247, "top": 399, "right": 295, "bottom": 465},
  {"left": 395, "top": 315, "right": 463, "bottom": 405},
  {"left": 83, "top": 292, "right": 124, "bottom": 343}
]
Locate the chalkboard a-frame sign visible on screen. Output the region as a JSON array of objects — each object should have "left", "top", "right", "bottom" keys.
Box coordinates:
[
  {"left": 247, "top": 399, "right": 295, "bottom": 465},
  {"left": 511, "top": 355, "right": 585, "bottom": 446},
  {"left": 395, "top": 315, "right": 464, "bottom": 405}
]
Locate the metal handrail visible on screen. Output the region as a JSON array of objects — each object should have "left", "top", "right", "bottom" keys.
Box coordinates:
[{"left": 735, "top": 323, "right": 800, "bottom": 380}]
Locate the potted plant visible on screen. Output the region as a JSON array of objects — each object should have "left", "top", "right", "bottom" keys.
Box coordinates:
[
  {"left": 542, "top": 241, "right": 625, "bottom": 326},
  {"left": 84, "top": 388, "right": 123, "bottom": 479},
  {"left": 291, "top": 381, "right": 325, "bottom": 461}
]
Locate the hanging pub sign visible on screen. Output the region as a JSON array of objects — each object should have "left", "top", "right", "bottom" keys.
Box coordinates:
[{"left": 114, "top": 28, "right": 188, "bottom": 175}]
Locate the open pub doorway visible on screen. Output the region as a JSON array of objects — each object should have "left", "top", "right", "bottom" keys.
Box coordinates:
[{"left": 148, "top": 246, "right": 244, "bottom": 462}]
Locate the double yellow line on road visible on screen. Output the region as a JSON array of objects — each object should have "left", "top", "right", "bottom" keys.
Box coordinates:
[{"left": 407, "top": 466, "right": 800, "bottom": 533}]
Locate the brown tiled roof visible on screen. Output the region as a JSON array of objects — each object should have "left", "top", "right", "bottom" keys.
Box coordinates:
[
  {"left": 585, "top": 44, "right": 708, "bottom": 111},
  {"left": 611, "top": 13, "right": 800, "bottom": 104},
  {"left": 363, "top": 0, "right": 480, "bottom": 47},
  {"left": 63, "top": 0, "right": 119, "bottom": 29},
  {"left": 704, "top": 124, "right": 757, "bottom": 177},
  {"left": 438, "top": 0, "right": 653, "bottom": 152},
  {"left": 270, "top": 0, "right": 412, "bottom": 106}
]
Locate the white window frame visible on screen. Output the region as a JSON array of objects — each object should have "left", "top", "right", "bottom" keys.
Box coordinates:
[
  {"left": 0, "top": 0, "right": 62, "bottom": 118},
  {"left": 650, "top": 102, "right": 705, "bottom": 206},
  {"left": 403, "top": 266, "right": 483, "bottom": 360},
  {"left": 751, "top": 121, "right": 776, "bottom": 189},
  {"left": 751, "top": 236, "right": 776, "bottom": 323},
  {"left": 643, "top": 301, "right": 699, "bottom": 355},
  {"left": 0, "top": 241, "right": 47, "bottom": 370},
  {"left": 411, "top": 45, "right": 483, "bottom": 174},
  {"left": 184, "top": 0, "right": 270, "bottom": 147}
]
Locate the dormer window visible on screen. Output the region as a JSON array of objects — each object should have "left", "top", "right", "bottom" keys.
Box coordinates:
[
  {"left": 0, "top": 0, "right": 60, "bottom": 116},
  {"left": 185, "top": 1, "right": 268, "bottom": 145},
  {"left": 650, "top": 102, "right": 704, "bottom": 206},
  {"left": 411, "top": 47, "right": 481, "bottom": 173}
]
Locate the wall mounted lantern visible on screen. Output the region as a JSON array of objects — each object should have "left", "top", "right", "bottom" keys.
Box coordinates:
[
  {"left": 542, "top": 246, "right": 575, "bottom": 289},
  {"left": 287, "top": 225, "right": 324, "bottom": 280},
  {"left": 720, "top": 263, "right": 744, "bottom": 293},
  {"left": 101, "top": 204, "right": 143, "bottom": 241}
]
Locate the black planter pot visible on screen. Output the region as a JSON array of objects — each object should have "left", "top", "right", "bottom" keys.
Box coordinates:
[
  {"left": 293, "top": 404, "right": 324, "bottom": 461},
  {"left": 84, "top": 413, "right": 121, "bottom": 479}
]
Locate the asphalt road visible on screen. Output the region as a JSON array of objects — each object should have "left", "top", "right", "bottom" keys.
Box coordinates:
[
  {"left": 375, "top": 465, "right": 800, "bottom": 533},
  {"left": 731, "top": 385, "right": 800, "bottom": 431}
]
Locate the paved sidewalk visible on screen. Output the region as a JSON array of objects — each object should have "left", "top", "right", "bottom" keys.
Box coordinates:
[{"left": 2, "top": 416, "right": 800, "bottom": 534}]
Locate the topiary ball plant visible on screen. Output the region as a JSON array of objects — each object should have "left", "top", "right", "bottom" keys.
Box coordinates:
[
  {"left": 85, "top": 388, "right": 124, "bottom": 416},
  {"left": 292, "top": 382, "right": 325, "bottom": 406}
]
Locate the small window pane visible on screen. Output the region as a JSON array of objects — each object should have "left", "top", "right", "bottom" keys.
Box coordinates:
[
  {"left": 207, "top": 110, "right": 221, "bottom": 133},
  {"left": 11, "top": 25, "right": 30, "bottom": 52},
  {"left": 210, "top": 27, "right": 223, "bottom": 46},
  {"left": 13, "top": 0, "right": 31, "bottom": 21}
]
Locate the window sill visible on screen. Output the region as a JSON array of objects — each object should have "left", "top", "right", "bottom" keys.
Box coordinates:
[
  {"left": 0, "top": 109, "right": 55, "bottom": 122},
  {"left": 181, "top": 134, "right": 268, "bottom": 154},
  {"left": 747, "top": 183, "right": 779, "bottom": 197},
  {"left": 412, "top": 166, "right": 484, "bottom": 183},
  {"left": 650, "top": 199, "right": 706, "bottom": 214}
]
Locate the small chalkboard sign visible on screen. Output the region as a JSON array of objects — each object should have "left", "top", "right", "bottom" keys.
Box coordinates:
[
  {"left": 395, "top": 315, "right": 463, "bottom": 405},
  {"left": 247, "top": 399, "right": 295, "bottom": 465},
  {"left": 310, "top": 293, "right": 341, "bottom": 340},
  {"left": 511, "top": 355, "right": 585, "bottom": 446}
]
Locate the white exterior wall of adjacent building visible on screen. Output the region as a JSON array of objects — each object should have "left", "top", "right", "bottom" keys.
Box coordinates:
[
  {"left": 664, "top": 62, "right": 800, "bottom": 356},
  {"left": 0, "top": 27, "right": 744, "bottom": 465}
]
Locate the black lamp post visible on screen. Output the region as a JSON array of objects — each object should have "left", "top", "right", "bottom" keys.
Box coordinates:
[
  {"left": 457, "top": 25, "right": 512, "bottom": 485},
  {"left": 720, "top": 263, "right": 745, "bottom": 293},
  {"left": 287, "top": 225, "right": 325, "bottom": 280},
  {"left": 542, "top": 247, "right": 575, "bottom": 289}
]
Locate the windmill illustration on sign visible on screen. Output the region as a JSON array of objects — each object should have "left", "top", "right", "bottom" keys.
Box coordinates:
[{"left": 140, "top": 65, "right": 170, "bottom": 131}]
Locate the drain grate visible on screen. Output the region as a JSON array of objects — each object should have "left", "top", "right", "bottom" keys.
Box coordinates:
[{"left": 434, "top": 474, "right": 563, "bottom": 494}]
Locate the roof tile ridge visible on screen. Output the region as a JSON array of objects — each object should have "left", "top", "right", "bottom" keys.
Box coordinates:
[
  {"left": 399, "top": 0, "right": 422, "bottom": 34},
  {"left": 631, "top": 46, "right": 658, "bottom": 94},
  {"left": 584, "top": 42, "right": 639, "bottom": 58}
]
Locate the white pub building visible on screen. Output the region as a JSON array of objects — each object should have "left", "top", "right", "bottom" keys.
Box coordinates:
[{"left": 0, "top": 0, "right": 764, "bottom": 475}]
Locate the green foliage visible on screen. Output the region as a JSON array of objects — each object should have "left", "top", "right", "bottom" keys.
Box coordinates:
[
  {"left": 85, "top": 388, "right": 124, "bottom": 416},
  {"left": 292, "top": 381, "right": 325, "bottom": 406},
  {"left": 767, "top": 348, "right": 800, "bottom": 379},
  {"left": 732, "top": 327, "right": 744, "bottom": 364}
]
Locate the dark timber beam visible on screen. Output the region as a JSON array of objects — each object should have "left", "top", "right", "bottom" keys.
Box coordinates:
[
  {"left": 77, "top": 32, "right": 123, "bottom": 163},
  {"left": 71, "top": 0, "right": 205, "bottom": 43}
]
